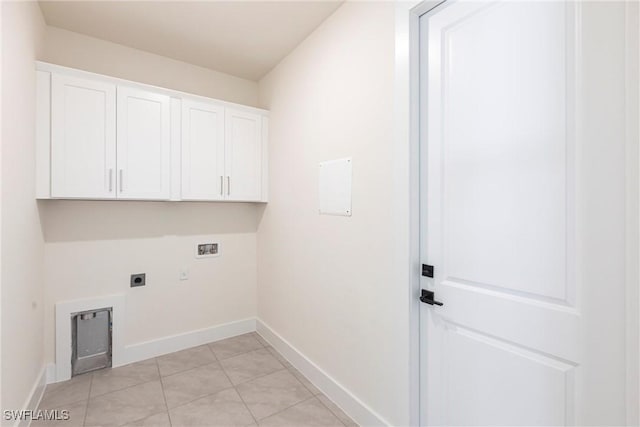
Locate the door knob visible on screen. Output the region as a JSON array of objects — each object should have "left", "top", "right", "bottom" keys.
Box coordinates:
[{"left": 420, "top": 289, "right": 443, "bottom": 306}]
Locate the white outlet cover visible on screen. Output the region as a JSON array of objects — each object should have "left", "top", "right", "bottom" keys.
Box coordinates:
[{"left": 179, "top": 269, "right": 189, "bottom": 281}]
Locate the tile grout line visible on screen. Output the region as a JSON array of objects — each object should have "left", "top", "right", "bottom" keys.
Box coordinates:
[
  {"left": 316, "top": 395, "right": 351, "bottom": 427},
  {"left": 155, "top": 357, "right": 173, "bottom": 427},
  {"left": 255, "top": 395, "right": 320, "bottom": 423},
  {"left": 215, "top": 351, "right": 260, "bottom": 426},
  {"left": 82, "top": 374, "right": 94, "bottom": 427}
]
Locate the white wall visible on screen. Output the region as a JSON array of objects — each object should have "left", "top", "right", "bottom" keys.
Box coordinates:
[
  {"left": 257, "top": 3, "right": 409, "bottom": 425},
  {"left": 1, "top": 0, "right": 46, "bottom": 415},
  {"left": 42, "top": 26, "right": 259, "bottom": 107},
  {"left": 38, "top": 27, "right": 263, "bottom": 368},
  {"left": 42, "top": 202, "right": 258, "bottom": 358}
]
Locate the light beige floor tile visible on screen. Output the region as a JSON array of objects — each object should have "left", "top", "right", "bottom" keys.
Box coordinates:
[
  {"left": 209, "top": 334, "right": 264, "bottom": 360},
  {"left": 122, "top": 411, "right": 171, "bottom": 427},
  {"left": 288, "top": 367, "right": 321, "bottom": 395},
  {"left": 317, "top": 395, "right": 358, "bottom": 427},
  {"left": 169, "top": 388, "right": 255, "bottom": 427},
  {"left": 251, "top": 332, "right": 270, "bottom": 347},
  {"left": 258, "top": 398, "right": 343, "bottom": 427},
  {"left": 220, "top": 348, "right": 285, "bottom": 385},
  {"left": 39, "top": 374, "right": 92, "bottom": 408},
  {"left": 157, "top": 345, "right": 216, "bottom": 377},
  {"left": 265, "top": 347, "right": 292, "bottom": 369},
  {"left": 236, "top": 370, "right": 312, "bottom": 420},
  {"left": 91, "top": 359, "right": 159, "bottom": 397},
  {"left": 161, "top": 362, "right": 233, "bottom": 408},
  {"left": 85, "top": 380, "right": 166, "bottom": 426},
  {"left": 33, "top": 399, "right": 87, "bottom": 427}
]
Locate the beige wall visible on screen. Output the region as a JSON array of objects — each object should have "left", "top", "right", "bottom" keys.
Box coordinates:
[
  {"left": 257, "top": 2, "right": 409, "bottom": 425},
  {"left": 1, "top": 0, "right": 46, "bottom": 414},
  {"left": 42, "top": 26, "right": 259, "bottom": 107},
  {"left": 42, "top": 202, "right": 259, "bottom": 358},
  {"left": 38, "top": 27, "right": 263, "bottom": 365}
]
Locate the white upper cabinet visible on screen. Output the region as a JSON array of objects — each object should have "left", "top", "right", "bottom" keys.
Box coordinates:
[
  {"left": 181, "top": 99, "right": 225, "bottom": 200},
  {"left": 225, "top": 108, "right": 263, "bottom": 201},
  {"left": 50, "top": 74, "right": 116, "bottom": 198},
  {"left": 37, "top": 62, "right": 268, "bottom": 202},
  {"left": 116, "top": 86, "right": 171, "bottom": 200}
]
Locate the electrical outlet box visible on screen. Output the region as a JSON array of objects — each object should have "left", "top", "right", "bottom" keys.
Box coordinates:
[
  {"left": 196, "top": 243, "right": 220, "bottom": 259},
  {"left": 130, "top": 273, "right": 146, "bottom": 287}
]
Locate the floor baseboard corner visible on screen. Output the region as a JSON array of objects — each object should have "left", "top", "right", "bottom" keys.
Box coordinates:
[
  {"left": 256, "top": 319, "right": 388, "bottom": 427},
  {"left": 14, "top": 364, "right": 48, "bottom": 427}
]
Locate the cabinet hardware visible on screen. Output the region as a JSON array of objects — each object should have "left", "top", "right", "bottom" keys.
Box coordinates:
[
  {"left": 227, "top": 176, "right": 230, "bottom": 196},
  {"left": 119, "top": 169, "right": 123, "bottom": 192},
  {"left": 220, "top": 176, "right": 223, "bottom": 196},
  {"left": 109, "top": 169, "right": 113, "bottom": 192}
]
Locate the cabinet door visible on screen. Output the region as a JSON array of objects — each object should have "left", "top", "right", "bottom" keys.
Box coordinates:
[
  {"left": 116, "top": 86, "right": 171, "bottom": 200},
  {"left": 181, "top": 99, "right": 225, "bottom": 200},
  {"left": 224, "top": 108, "right": 263, "bottom": 201},
  {"left": 51, "top": 74, "right": 116, "bottom": 198}
]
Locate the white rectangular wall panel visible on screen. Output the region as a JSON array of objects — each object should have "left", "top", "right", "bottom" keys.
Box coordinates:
[{"left": 318, "top": 158, "right": 352, "bottom": 216}]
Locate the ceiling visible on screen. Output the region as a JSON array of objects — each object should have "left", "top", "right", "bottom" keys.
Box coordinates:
[{"left": 38, "top": 1, "right": 343, "bottom": 81}]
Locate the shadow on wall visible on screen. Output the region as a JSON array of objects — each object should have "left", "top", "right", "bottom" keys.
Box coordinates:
[{"left": 38, "top": 200, "right": 267, "bottom": 242}]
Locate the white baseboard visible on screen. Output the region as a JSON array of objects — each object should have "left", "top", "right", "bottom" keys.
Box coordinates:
[
  {"left": 123, "top": 318, "right": 256, "bottom": 365},
  {"left": 256, "top": 319, "right": 388, "bottom": 427},
  {"left": 48, "top": 318, "right": 256, "bottom": 383},
  {"left": 15, "top": 364, "right": 47, "bottom": 427},
  {"left": 45, "top": 363, "right": 56, "bottom": 385}
]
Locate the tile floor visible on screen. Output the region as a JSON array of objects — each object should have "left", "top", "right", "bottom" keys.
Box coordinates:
[{"left": 36, "top": 333, "right": 357, "bottom": 427}]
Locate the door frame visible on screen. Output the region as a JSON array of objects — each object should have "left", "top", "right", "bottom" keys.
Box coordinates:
[
  {"left": 394, "top": 1, "right": 442, "bottom": 425},
  {"left": 397, "top": 1, "right": 640, "bottom": 425}
]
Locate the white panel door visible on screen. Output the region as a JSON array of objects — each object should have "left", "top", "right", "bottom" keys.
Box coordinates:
[
  {"left": 51, "top": 74, "right": 116, "bottom": 198},
  {"left": 116, "top": 86, "right": 171, "bottom": 200},
  {"left": 225, "top": 108, "right": 262, "bottom": 201},
  {"left": 419, "top": 1, "right": 626, "bottom": 425},
  {"left": 181, "top": 99, "right": 225, "bottom": 200}
]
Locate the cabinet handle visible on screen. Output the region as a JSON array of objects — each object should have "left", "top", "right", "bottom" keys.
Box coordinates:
[
  {"left": 119, "top": 169, "right": 123, "bottom": 192},
  {"left": 109, "top": 169, "right": 113, "bottom": 192},
  {"left": 220, "top": 176, "right": 223, "bottom": 196},
  {"left": 227, "top": 176, "right": 230, "bottom": 196}
]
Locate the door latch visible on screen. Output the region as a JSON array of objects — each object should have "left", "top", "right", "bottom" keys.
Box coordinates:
[{"left": 419, "top": 289, "right": 443, "bottom": 306}]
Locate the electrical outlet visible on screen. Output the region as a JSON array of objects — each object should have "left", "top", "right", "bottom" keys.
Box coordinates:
[
  {"left": 130, "top": 273, "right": 146, "bottom": 287},
  {"left": 179, "top": 269, "right": 189, "bottom": 281}
]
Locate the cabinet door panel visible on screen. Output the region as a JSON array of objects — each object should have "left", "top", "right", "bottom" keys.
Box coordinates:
[
  {"left": 117, "top": 86, "right": 171, "bottom": 200},
  {"left": 51, "top": 74, "right": 116, "bottom": 198},
  {"left": 181, "top": 99, "right": 225, "bottom": 200},
  {"left": 225, "top": 109, "right": 262, "bottom": 201}
]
